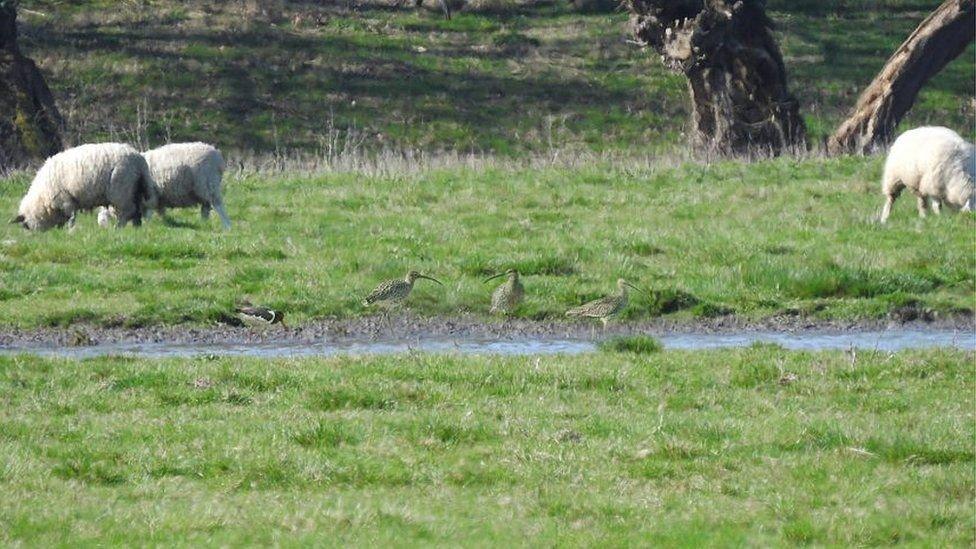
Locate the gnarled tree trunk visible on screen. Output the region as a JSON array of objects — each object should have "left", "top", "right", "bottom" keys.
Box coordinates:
[
  {"left": 625, "top": 0, "right": 805, "bottom": 156},
  {"left": 828, "top": 0, "right": 975, "bottom": 156},
  {"left": 0, "top": 3, "right": 62, "bottom": 170}
]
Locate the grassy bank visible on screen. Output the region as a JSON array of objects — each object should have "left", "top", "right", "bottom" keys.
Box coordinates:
[
  {"left": 0, "top": 347, "right": 971, "bottom": 544},
  {"left": 1, "top": 156, "right": 974, "bottom": 328},
  {"left": 18, "top": 0, "right": 975, "bottom": 154}
]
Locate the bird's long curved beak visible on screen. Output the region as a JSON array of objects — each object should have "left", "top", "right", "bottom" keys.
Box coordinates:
[
  {"left": 624, "top": 282, "right": 646, "bottom": 294},
  {"left": 483, "top": 272, "right": 505, "bottom": 283},
  {"left": 418, "top": 274, "right": 443, "bottom": 286}
]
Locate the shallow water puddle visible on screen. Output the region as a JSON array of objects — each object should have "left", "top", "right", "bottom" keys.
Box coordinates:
[{"left": 1, "top": 328, "right": 973, "bottom": 358}]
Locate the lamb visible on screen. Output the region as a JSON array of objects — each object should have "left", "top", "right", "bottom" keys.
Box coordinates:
[
  {"left": 11, "top": 143, "right": 153, "bottom": 231},
  {"left": 98, "top": 142, "right": 230, "bottom": 229},
  {"left": 880, "top": 126, "right": 975, "bottom": 223}
]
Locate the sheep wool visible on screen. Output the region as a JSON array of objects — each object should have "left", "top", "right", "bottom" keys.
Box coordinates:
[
  {"left": 144, "top": 142, "right": 230, "bottom": 229},
  {"left": 880, "top": 126, "right": 975, "bottom": 222},
  {"left": 14, "top": 143, "right": 153, "bottom": 231}
]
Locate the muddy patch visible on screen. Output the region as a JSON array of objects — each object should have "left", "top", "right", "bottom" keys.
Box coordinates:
[{"left": 0, "top": 314, "right": 972, "bottom": 357}]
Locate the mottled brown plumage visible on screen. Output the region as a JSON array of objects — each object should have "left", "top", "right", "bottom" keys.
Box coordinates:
[
  {"left": 363, "top": 270, "right": 443, "bottom": 307},
  {"left": 485, "top": 269, "right": 524, "bottom": 315},
  {"left": 566, "top": 278, "right": 641, "bottom": 328}
]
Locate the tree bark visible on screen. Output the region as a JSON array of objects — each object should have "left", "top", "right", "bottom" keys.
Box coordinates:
[
  {"left": 625, "top": 0, "right": 806, "bottom": 156},
  {"left": 828, "top": 0, "right": 975, "bottom": 156},
  {"left": 0, "top": 3, "right": 62, "bottom": 170}
]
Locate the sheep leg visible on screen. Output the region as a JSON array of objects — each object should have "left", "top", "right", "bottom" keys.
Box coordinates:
[
  {"left": 116, "top": 212, "right": 142, "bottom": 228},
  {"left": 213, "top": 201, "right": 232, "bottom": 229},
  {"left": 915, "top": 195, "right": 927, "bottom": 218},
  {"left": 108, "top": 166, "right": 143, "bottom": 228},
  {"left": 880, "top": 195, "right": 895, "bottom": 223},
  {"left": 200, "top": 204, "right": 211, "bottom": 220},
  {"left": 153, "top": 206, "right": 168, "bottom": 223},
  {"left": 97, "top": 206, "right": 115, "bottom": 228},
  {"left": 114, "top": 201, "right": 142, "bottom": 228},
  {"left": 880, "top": 181, "right": 904, "bottom": 223},
  {"left": 930, "top": 198, "right": 942, "bottom": 215}
]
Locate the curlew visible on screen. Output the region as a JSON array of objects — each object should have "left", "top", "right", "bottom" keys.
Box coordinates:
[
  {"left": 363, "top": 270, "right": 443, "bottom": 308},
  {"left": 566, "top": 278, "right": 642, "bottom": 329},
  {"left": 484, "top": 269, "right": 524, "bottom": 315}
]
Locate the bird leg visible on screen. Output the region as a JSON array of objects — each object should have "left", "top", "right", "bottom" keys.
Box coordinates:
[{"left": 385, "top": 302, "right": 403, "bottom": 331}]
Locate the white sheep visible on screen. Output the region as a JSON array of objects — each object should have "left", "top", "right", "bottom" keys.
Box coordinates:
[
  {"left": 98, "top": 142, "right": 230, "bottom": 229},
  {"left": 145, "top": 142, "right": 230, "bottom": 228},
  {"left": 880, "top": 126, "right": 975, "bottom": 223},
  {"left": 11, "top": 143, "right": 154, "bottom": 231}
]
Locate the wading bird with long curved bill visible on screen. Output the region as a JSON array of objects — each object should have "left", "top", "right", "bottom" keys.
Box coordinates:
[
  {"left": 363, "top": 270, "right": 443, "bottom": 308},
  {"left": 484, "top": 268, "right": 524, "bottom": 315},
  {"left": 566, "top": 278, "right": 643, "bottom": 329}
]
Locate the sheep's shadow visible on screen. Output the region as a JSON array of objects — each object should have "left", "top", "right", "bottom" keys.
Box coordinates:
[{"left": 158, "top": 216, "right": 200, "bottom": 229}]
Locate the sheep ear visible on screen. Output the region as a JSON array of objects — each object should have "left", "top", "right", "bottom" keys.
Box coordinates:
[{"left": 9, "top": 215, "right": 24, "bottom": 224}]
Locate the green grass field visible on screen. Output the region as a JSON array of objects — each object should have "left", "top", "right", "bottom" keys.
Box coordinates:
[
  {"left": 0, "top": 347, "right": 971, "bottom": 545},
  {"left": 3, "top": 2, "right": 974, "bottom": 545},
  {"left": 1, "top": 156, "right": 973, "bottom": 329},
  {"left": 18, "top": 0, "right": 975, "bottom": 154}
]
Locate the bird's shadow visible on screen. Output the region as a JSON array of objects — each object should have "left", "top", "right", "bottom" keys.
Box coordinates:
[{"left": 214, "top": 312, "right": 245, "bottom": 327}]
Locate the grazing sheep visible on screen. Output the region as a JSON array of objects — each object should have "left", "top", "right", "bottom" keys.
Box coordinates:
[
  {"left": 98, "top": 142, "right": 230, "bottom": 229},
  {"left": 146, "top": 142, "right": 230, "bottom": 228},
  {"left": 11, "top": 143, "right": 153, "bottom": 231},
  {"left": 880, "top": 126, "right": 975, "bottom": 223}
]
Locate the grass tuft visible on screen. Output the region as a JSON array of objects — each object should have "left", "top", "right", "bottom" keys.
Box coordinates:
[
  {"left": 647, "top": 288, "right": 700, "bottom": 315},
  {"left": 598, "top": 335, "right": 662, "bottom": 354},
  {"left": 293, "top": 421, "right": 362, "bottom": 449}
]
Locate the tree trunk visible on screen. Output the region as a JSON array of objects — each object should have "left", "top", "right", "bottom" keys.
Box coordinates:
[
  {"left": 625, "top": 0, "right": 806, "bottom": 156},
  {"left": 828, "top": 0, "right": 975, "bottom": 156},
  {"left": 0, "top": 4, "right": 62, "bottom": 170}
]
